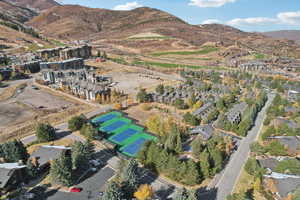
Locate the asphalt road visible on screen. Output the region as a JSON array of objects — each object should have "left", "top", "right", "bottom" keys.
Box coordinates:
[
  {"left": 211, "top": 93, "right": 275, "bottom": 200},
  {"left": 46, "top": 166, "right": 115, "bottom": 200}
]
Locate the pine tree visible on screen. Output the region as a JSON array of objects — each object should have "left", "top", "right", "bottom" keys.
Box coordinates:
[
  {"left": 36, "top": 123, "right": 56, "bottom": 142},
  {"left": 121, "top": 159, "right": 139, "bottom": 193},
  {"left": 200, "top": 150, "right": 211, "bottom": 178},
  {"left": 26, "top": 158, "right": 39, "bottom": 178},
  {"left": 102, "top": 181, "right": 123, "bottom": 200},
  {"left": 191, "top": 136, "right": 204, "bottom": 159},
  {"left": 50, "top": 153, "right": 73, "bottom": 186},
  {"left": 71, "top": 141, "right": 88, "bottom": 170}
]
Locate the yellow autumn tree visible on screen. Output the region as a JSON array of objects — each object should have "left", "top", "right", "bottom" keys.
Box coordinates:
[
  {"left": 134, "top": 184, "right": 153, "bottom": 200},
  {"left": 145, "top": 114, "right": 162, "bottom": 135},
  {"left": 193, "top": 101, "right": 203, "bottom": 111},
  {"left": 253, "top": 177, "right": 262, "bottom": 192},
  {"left": 114, "top": 102, "right": 122, "bottom": 110}
]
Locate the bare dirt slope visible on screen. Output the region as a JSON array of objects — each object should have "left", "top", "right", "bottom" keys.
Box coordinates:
[
  {"left": 8, "top": 0, "right": 59, "bottom": 12},
  {"left": 27, "top": 5, "right": 300, "bottom": 57},
  {"left": 263, "top": 30, "right": 300, "bottom": 42}
]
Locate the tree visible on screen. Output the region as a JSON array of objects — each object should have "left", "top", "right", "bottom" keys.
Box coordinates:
[
  {"left": 265, "top": 141, "right": 288, "bottom": 156},
  {"left": 102, "top": 181, "right": 123, "bottom": 200},
  {"left": 137, "top": 89, "right": 151, "bottom": 103},
  {"left": 173, "top": 188, "right": 197, "bottom": 200},
  {"left": 145, "top": 115, "right": 162, "bottom": 135},
  {"left": 114, "top": 102, "right": 122, "bottom": 110},
  {"left": 134, "top": 184, "right": 153, "bottom": 200},
  {"left": 193, "top": 101, "right": 203, "bottom": 111},
  {"left": 26, "top": 158, "right": 39, "bottom": 178},
  {"left": 174, "top": 98, "right": 187, "bottom": 109},
  {"left": 50, "top": 153, "right": 73, "bottom": 186},
  {"left": 0, "top": 140, "right": 29, "bottom": 163},
  {"left": 68, "top": 115, "right": 87, "bottom": 132},
  {"left": 250, "top": 142, "right": 266, "bottom": 156},
  {"left": 36, "top": 123, "right": 56, "bottom": 142},
  {"left": 191, "top": 136, "right": 204, "bottom": 159},
  {"left": 80, "top": 124, "right": 97, "bottom": 140},
  {"left": 183, "top": 112, "right": 199, "bottom": 126},
  {"left": 253, "top": 177, "right": 262, "bottom": 192},
  {"left": 199, "top": 150, "right": 211, "bottom": 178},
  {"left": 244, "top": 157, "right": 265, "bottom": 178},
  {"left": 121, "top": 159, "right": 139, "bottom": 194},
  {"left": 155, "top": 84, "right": 164, "bottom": 95},
  {"left": 187, "top": 93, "right": 197, "bottom": 108},
  {"left": 71, "top": 141, "right": 89, "bottom": 170},
  {"left": 210, "top": 149, "right": 224, "bottom": 174}
]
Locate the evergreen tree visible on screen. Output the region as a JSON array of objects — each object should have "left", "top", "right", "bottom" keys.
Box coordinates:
[
  {"left": 199, "top": 150, "right": 211, "bottom": 178},
  {"left": 155, "top": 84, "right": 164, "bottom": 95},
  {"left": 68, "top": 115, "right": 87, "bottom": 132},
  {"left": 102, "top": 181, "right": 123, "bottom": 200},
  {"left": 80, "top": 124, "right": 97, "bottom": 140},
  {"left": 136, "top": 89, "right": 151, "bottom": 103},
  {"left": 84, "top": 139, "right": 95, "bottom": 160},
  {"left": 191, "top": 136, "right": 204, "bottom": 159},
  {"left": 0, "top": 140, "right": 29, "bottom": 163},
  {"left": 36, "top": 123, "right": 56, "bottom": 142},
  {"left": 26, "top": 158, "right": 39, "bottom": 178},
  {"left": 71, "top": 141, "right": 88, "bottom": 170},
  {"left": 210, "top": 149, "right": 224, "bottom": 174},
  {"left": 50, "top": 153, "right": 73, "bottom": 186},
  {"left": 121, "top": 159, "right": 139, "bottom": 194}
]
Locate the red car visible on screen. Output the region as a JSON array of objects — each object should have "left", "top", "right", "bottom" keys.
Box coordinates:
[{"left": 70, "top": 187, "right": 82, "bottom": 193}]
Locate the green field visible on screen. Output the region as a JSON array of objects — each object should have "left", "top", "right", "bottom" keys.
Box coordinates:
[
  {"left": 132, "top": 60, "right": 225, "bottom": 70},
  {"left": 128, "top": 36, "right": 173, "bottom": 40},
  {"left": 254, "top": 53, "right": 266, "bottom": 59},
  {"left": 151, "top": 46, "right": 219, "bottom": 56}
]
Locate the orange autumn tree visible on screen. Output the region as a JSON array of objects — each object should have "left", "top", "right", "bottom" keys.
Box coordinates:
[{"left": 134, "top": 184, "right": 153, "bottom": 200}]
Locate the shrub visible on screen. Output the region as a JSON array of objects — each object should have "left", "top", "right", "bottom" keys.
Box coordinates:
[{"left": 36, "top": 123, "right": 56, "bottom": 142}]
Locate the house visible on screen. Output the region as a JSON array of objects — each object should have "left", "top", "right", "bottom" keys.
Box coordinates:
[
  {"left": 273, "top": 118, "right": 300, "bottom": 130},
  {"left": 226, "top": 102, "right": 248, "bottom": 124},
  {"left": 59, "top": 45, "right": 92, "bottom": 60},
  {"left": 264, "top": 175, "right": 300, "bottom": 200},
  {"left": 239, "top": 61, "right": 269, "bottom": 72},
  {"left": 284, "top": 106, "right": 300, "bottom": 114},
  {"left": 192, "top": 102, "right": 214, "bottom": 120},
  {"left": 30, "top": 145, "right": 71, "bottom": 169},
  {"left": 258, "top": 158, "right": 280, "bottom": 172},
  {"left": 0, "top": 163, "right": 26, "bottom": 194},
  {"left": 287, "top": 89, "right": 300, "bottom": 102},
  {"left": 0, "top": 67, "right": 12, "bottom": 80},
  {"left": 190, "top": 124, "right": 214, "bottom": 140},
  {"left": 269, "top": 136, "right": 300, "bottom": 155}
]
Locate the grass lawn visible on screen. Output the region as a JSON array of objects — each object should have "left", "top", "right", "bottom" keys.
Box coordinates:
[
  {"left": 132, "top": 60, "right": 225, "bottom": 70},
  {"left": 233, "top": 168, "right": 254, "bottom": 194},
  {"left": 254, "top": 53, "right": 265, "bottom": 59},
  {"left": 128, "top": 36, "right": 173, "bottom": 40},
  {"left": 151, "top": 46, "right": 219, "bottom": 56}
]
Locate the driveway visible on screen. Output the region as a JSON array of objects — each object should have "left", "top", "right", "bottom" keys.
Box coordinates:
[{"left": 46, "top": 167, "right": 115, "bottom": 200}]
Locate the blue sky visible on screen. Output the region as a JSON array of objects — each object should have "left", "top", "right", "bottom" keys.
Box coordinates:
[{"left": 58, "top": 0, "right": 300, "bottom": 32}]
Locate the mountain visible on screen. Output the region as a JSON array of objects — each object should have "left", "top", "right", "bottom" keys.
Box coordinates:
[
  {"left": 0, "top": 0, "right": 37, "bottom": 24},
  {"left": 20, "top": 5, "right": 300, "bottom": 57},
  {"left": 263, "top": 30, "right": 300, "bottom": 42},
  {"left": 8, "top": 0, "right": 60, "bottom": 12}
]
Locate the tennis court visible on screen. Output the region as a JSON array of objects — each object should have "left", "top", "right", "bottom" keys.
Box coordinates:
[
  {"left": 101, "top": 120, "right": 128, "bottom": 133},
  {"left": 109, "top": 128, "right": 140, "bottom": 145},
  {"left": 91, "top": 111, "right": 122, "bottom": 125},
  {"left": 121, "top": 138, "right": 148, "bottom": 157}
]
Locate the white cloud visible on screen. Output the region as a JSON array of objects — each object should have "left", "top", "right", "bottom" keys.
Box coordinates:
[
  {"left": 226, "top": 11, "right": 300, "bottom": 27},
  {"left": 113, "top": 1, "right": 143, "bottom": 11},
  {"left": 277, "top": 11, "right": 300, "bottom": 25},
  {"left": 189, "top": 0, "right": 237, "bottom": 8},
  {"left": 227, "top": 17, "right": 277, "bottom": 26},
  {"left": 202, "top": 19, "right": 222, "bottom": 24}
]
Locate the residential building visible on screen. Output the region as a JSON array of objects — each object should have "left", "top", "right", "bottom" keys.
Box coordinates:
[
  {"left": 226, "top": 102, "right": 248, "bottom": 124},
  {"left": 13, "top": 60, "right": 41, "bottom": 73},
  {"left": 30, "top": 145, "right": 71, "bottom": 169},
  {"left": 37, "top": 45, "right": 92, "bottom": 60},
  {"left": 40, "top": 58, "right": 84, "bottom": 71},
  {"left": 190, "top": 124, "right": 214, "bottom": 140},
  {"left": 0, "top": 163, "right": 26, "bottom": 194},
  {"left": 267, "top": 136, "right": 300, "bottom": 156}
]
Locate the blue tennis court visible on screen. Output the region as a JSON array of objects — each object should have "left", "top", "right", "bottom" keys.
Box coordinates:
[
  {"left": 121, "top": 138, "right": 147, "bottom": 157},
  {"left": 102, "top": 121, "right": 127, "bottom": 133},
  {"left": 92, "top": 114, "right": 118, "bottom": 125},
  {"left": 109, "top": 128, "right": 139, "bottom": 144}
]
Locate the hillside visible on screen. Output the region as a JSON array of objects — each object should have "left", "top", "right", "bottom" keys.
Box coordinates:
[
  {"left": 8, "top": 0, "right": 59, "bottom": 12},
  {"left": 0, "top": 0, "right": 37, "bottom": 23},
  {"left": 263, "top": 30, "right": 300, "bottom": 42}
]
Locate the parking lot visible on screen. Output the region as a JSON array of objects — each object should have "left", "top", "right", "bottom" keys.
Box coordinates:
[{"left": 46, "top": 166, "right": 115, "bottom": 200}]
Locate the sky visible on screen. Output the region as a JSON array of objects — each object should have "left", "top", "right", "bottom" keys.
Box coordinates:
[{"left": 57, "top": 0, "right": 300, "bottom": 32}]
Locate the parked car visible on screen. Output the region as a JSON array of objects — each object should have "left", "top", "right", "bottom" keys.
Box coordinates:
[{"left": 70, "top": 187, "right": 82, "bottom": 193}]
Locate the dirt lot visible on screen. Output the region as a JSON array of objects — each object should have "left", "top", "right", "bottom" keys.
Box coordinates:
[
  {"left": 86, "top": 60, "right": 182, "bottom": 95},
  {"left": 0, "top": 82, "right": 76, "bottom": 132}
]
